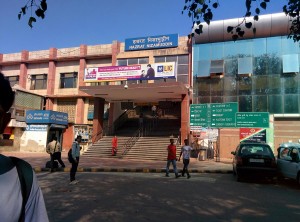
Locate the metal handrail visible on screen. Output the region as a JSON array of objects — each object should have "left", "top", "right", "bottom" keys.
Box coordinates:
[{"left": 119, "top": 128, "right": 142, "bottom": 158}]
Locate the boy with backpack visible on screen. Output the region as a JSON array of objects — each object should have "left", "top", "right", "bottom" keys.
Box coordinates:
[{"left": 0, "top": 72, "right": 49, "bottom": 221}]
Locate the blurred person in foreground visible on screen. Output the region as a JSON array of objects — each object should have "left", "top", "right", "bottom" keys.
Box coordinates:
[{"left": 0, "top": 72, "right": 49, "bottom": 222}]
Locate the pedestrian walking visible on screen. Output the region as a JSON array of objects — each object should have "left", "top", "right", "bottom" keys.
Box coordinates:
[
  {"left": 0, "top": 72, "right": 49, "bottom": 221},
  {"left": 165, "top": 138, "right": 180, "bottom": 178},
  {"left": 178, "top": 139, "right": 193, "bottom": 179},
  {"left": 111, "top": 135, "right": 118, "bottom": 156},
  {"left": 46, "top": 135, "right": 65, "bottom": 172},
  {"left": 69, "top": 135, "right": 82, "bottom": 184}
]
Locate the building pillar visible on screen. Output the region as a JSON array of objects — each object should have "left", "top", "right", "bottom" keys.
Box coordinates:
[
  {"left": 92, "top": 98, "right": 105, "bottom": 143},
  {"left": 76, "top": 97, "right": 85, "bottom": 124},
  {"left": 108, "top": 103, "right": 114, "bottom": 132},
  {"left": 19, "top": 50, "right": 29, "bottom": 88},
  {"left": 0, "top": 54, "right": 3, "bottom": 71},
  {"left": 181, "top": 93, "right": 189, "bottom": 144},
  {"left": 111, "top": 41, "right": 121, "bottom": 66},
  {"left": 79, "top": 45, "right": 87, "bottom": 87},
  {"left": 46, "top": 48, "right": 57, "bottom": 110}
]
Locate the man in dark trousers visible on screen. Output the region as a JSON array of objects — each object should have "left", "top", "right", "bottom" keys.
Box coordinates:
[
  {"left": 165, "top": 138, "right": 180, "bottom": 178},
  {"left": 69, "top": 135, "right": 82, "bottom": 184},
  {"left": 178, "top": 139, "right": 194, "bottom": 179},
  {"left": 46, "top": 135, "right": 65, "bottom": 172}
]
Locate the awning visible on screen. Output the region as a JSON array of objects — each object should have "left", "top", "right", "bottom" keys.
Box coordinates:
[
  {"left": 50, "top": 124, "right": 67, "bottom": 129},
  {"left": 7, "top": 119, "right": 27, "bottom": 128}
]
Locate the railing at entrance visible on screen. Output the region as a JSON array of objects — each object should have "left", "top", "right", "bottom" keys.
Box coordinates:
[{"left": 119, "top": 128, "right": 142, "bottom": 158}]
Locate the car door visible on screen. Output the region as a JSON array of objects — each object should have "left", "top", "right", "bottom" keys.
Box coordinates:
[
  {"left": 277, "top": 147, "right": 293, "bottom": 178},
  {"left": 286, "top": 148, "right": 300, "bottom": 180}
]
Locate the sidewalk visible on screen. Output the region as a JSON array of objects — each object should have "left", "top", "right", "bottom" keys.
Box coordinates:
[{"left": 1, "top": 151, "right": 233, "bottom": 174}]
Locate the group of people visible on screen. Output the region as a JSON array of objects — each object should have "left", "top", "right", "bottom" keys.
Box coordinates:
[
  {"left": 166, "top": 138, "right": 193, "bottom": 179},
  {"left": 46, "top": 134, "right": 82, "bottom": 185}
]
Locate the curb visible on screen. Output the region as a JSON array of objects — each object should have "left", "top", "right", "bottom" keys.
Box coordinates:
[{"left": 34, "top": 167, "right": 233, "bottom": 174}]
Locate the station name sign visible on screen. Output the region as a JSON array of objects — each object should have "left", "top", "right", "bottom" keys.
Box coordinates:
[{"left": 125, "top": 34, "right": 178, "bottom": 51}]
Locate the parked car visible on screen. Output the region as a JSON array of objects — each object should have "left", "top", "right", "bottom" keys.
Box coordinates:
[
  {"left": 277, "top": 142, "right": 300, "bottom": 185},
  {"left": 231, "top": 142, "right": 277, "bottom": 181}
]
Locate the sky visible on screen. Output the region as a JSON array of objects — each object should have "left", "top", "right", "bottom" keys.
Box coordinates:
[{"left": 0, "top": 0, "right": 288, "bottom": 54}]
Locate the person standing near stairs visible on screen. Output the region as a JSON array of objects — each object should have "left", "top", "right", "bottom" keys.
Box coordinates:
[
  {"left": 111, "top": 135, "right": 118, "bottom": 156},
  {"left": 165, "top": 138, "right": 180, "bottom": 178}
]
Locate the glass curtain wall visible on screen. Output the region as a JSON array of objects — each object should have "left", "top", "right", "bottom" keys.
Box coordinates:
[{"left": 193, "top": 36, "right": 300, "bottom": 114}]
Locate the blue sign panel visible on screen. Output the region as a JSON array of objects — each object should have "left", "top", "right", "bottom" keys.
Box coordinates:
[
  {"left": 26, "top": 124, "right": 48, "bottom": 131},
  {"left": 125, "top": 34, "right": 178, "bottom": 51},
  {"left": 26, "top": 110, "right": 68, "bottom": 125}
]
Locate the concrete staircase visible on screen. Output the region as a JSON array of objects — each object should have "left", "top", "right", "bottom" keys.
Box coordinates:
[
  {"left": 83, "top": 136, "right": 130, "bottom": 158},
  {"left": 122, "top": 136, "right": 181, "bottom": 161}
]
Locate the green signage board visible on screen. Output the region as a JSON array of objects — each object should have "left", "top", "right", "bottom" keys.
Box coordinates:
[
  {"left": 189, "top": 103, "right": 270, "bottom": 128},
  {"left": 210, "top": 102, "right": 238, "bottom": 128},
  {"left": 236, "top": 112, "right": 269, "bottom": 128},
  {"left": 190, "top": 104, "right": 208, "bottom": 129}
]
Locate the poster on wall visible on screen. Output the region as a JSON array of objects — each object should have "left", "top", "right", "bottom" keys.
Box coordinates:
[
  {"left": 84, "top": 62, "right": 176, "bottom": 82},
  {"left": 240, "top": 128, "right": 266, "bottom": 143}
]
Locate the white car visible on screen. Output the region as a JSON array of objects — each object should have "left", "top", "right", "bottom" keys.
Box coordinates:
[{"left": 277, "top": 142, "right": 300, "bottom": 185}]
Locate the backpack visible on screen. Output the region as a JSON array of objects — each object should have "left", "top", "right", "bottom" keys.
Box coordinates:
[
  {"left": 10, "top": 157, "right": 33, "bottom": 222},
  {"left": 68, "top": 148, "right": 73, "bottom": 163}
]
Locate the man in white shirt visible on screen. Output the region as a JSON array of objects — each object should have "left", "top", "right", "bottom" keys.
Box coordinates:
[
  {"left": 0, "top": 72, "right": 49, "bottom": 222},
  {"left": 178, "top": 139, "right": 193, "bottom": 179}
]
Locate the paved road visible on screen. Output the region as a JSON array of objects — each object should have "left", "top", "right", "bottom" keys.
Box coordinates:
[{"left": 38, "top": 172, "right": 300, "bottom": 222}]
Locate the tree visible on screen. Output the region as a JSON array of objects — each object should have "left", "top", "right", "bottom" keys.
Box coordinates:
[
  {"left": 19, "top": 0, "right": 300, "bottom": 42},
  {"left": 182, "top": 0, "right": 300, "bottom": 42},
  {"left": 18, "top": 0, "right": 47, "bottom": 28}
]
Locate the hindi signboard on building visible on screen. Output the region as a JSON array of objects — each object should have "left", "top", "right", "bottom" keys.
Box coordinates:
[{"left": 125, "top": 34, "right": 178, "bottom": 51}]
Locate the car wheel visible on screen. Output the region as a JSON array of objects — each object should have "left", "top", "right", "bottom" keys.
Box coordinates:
[
  {"left": 233, "top": 167, "right": 236, "bottom": 175},
  {"left": 236, "top": 172, "right": 242, "bottom": 182}
]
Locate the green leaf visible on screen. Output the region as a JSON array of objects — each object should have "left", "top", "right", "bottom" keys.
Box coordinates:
[
  {"left": 21, "top": 6, "right": 26, "bottom": 15},
  {"left": 41, "top": 0, "right": 47, "bottom": 11},
  {"left": 227, "top": 26, "right": 234, "bottom": 33},
  {"left": 245, "top": 12, "right": 251, "bottom": 17},
  {"left": 212, "top": 2, "right": 218, "bottom": 9},
  {"left": 238, "top": 30, "right": 245, "bottom": 37},
  {"left": 264, "top": 0, "right": 270, "bottom": 2},
  {"left": 35, "top": 8, "right": 45, "bottom": 19},
  {"left": 191, "top": 3, "right": 197, "bottom": 11},
  {"left": 28, "top": 16, "right": 36, "bottom": 28},
  {"left": 255, "top": 8, "right": 260, "bottom": 14},
  {"left": 260, "top": 2, "right": 267, "bottom": 9},
  {"left": 236, "top": 27, "right": 241, "bottom": 32},
  {"left": 232, "top": 34, "right": 239, "bottom": 41},
  {"left": 254, "top": 15, "right": 259, "bottom": 21},
  {"left": 245, "top": 22, "right": 252, "bottom": 29},
  {"left": 18, "top": 13, "right": 22, "bottom": 20},
  {"left": 253, "top": 27, "right": 257, "bottom": 35},
  {"left": 246, "top": 0, "right": 251, "bottom": 12}
]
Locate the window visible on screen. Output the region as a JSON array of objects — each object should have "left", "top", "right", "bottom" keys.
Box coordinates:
[
  {"left": 30, "top": 74, "right": 47, "bottom": 90},
  {"left": 210, "top": 60, "right": 224, "bottom": 74},
  {"left": 155, "top": 55, "right": 189, "bottom": 83},
  {"left": 60, "top": 72, "right": 77, "bottom": 88},
  {"left": 5, "top": 76, "right": 19, "bottom": 87},
  {"left": 117, "top": 57, "right": 149, "bottom": 66},
  {"left": 197, "top": 60, "right": 210, "bottom": 77},
  {"left": 238, "top": 57, "right": 253, "bottom": 74},
  {"left": 282, "top": 54, "right": 299, "bottom": 73}
]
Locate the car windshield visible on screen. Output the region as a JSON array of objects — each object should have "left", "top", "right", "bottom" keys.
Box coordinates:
[{"left": 240, "top": 144, "right": 271, "bottom": 156}]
